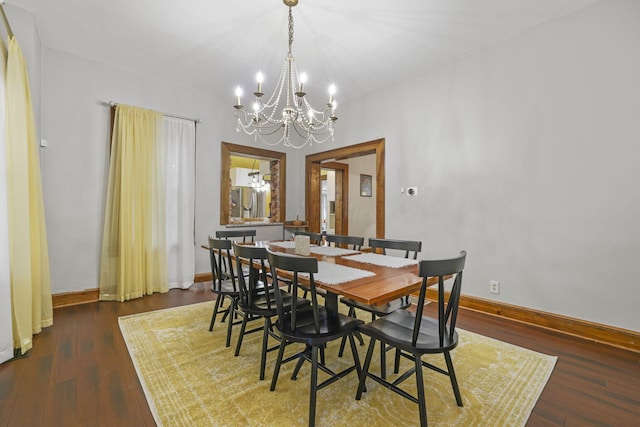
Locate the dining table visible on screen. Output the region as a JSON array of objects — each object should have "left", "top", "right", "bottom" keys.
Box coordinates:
[{"left": 204, "top": 240, "right": 443, "bottom": 312}]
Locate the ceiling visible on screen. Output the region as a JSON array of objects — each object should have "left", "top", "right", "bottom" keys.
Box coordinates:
[{"left": 12, "top": 0, "right": 599, "bottom": 104}]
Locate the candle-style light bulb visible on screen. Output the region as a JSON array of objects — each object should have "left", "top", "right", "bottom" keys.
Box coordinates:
[
  {"left": 256, "top": 71, "right": 264, "bottom": 93},
  {"left": 235, "top": 86, "right": 243, "bottom": 105},
  {"left": 328, "top": 84, "right": 336, "bottom": 104},
  {"left": 299, "top": 72, "right": 307, "bottom": 92}
]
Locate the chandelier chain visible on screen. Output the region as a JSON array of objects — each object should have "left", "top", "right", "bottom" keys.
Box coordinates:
[{"left": 288, "top": 7, "right": 294, "bottom": 56}]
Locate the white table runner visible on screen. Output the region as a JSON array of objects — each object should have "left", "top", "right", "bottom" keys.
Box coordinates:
[
  {"left": 299, "top": 261, "right": 375, "bottom": 285},
  {"left": 309, "top": 246, "right": 360, "bottom": 257},
  {"left": 342, "top": 253, "right": 418, "bottom": 269}
]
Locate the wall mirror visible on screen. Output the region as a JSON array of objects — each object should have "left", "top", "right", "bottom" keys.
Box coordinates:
[{"left": 220, "top": 142, "right": 286, "bottom": 225}]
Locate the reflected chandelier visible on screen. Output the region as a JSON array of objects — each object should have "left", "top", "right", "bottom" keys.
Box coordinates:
[
  {"left": 249, "top": 159, "right": 269, "bottom": 192},
  {"left": 233, "top": 0, "right": 337, "bottom": 149}
]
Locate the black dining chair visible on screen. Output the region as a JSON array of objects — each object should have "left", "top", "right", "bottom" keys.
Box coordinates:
[
  {"left": 356, "top": 250, "right": 467, "bottom": 427},
  {"left": 338, "top": 237, "right": 422, "bottom": 379},
  {"left": 232, "top": 243, "right": 310, "bottom": 380},
  {"left": 325, "top": 234, "right": 364, "bottom": 250},
  {"left": 208, "top": 237, "right": 242, "bottom": 347},
  {"left": 266, "top": 249, "right": 363, "bottom": 427},
  {"left": 215, "top": 229, "right": 256, "bottom": 277}
]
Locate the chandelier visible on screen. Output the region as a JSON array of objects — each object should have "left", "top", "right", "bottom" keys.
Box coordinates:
[{"left": 233, "top": 0, "right": 337, "bottom": 149}]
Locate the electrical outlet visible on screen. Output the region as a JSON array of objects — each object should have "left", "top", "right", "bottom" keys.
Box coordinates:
[{"left": 490, "top": 280, "right": 500, "bottom": 294}]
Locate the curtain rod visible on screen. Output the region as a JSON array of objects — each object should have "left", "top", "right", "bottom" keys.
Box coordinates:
[
  {"left": 0, "top": 2, "right": 14, "bottom": 38},
  {"left": 107, "top": 101, "right": 201, "bottom": 124}
]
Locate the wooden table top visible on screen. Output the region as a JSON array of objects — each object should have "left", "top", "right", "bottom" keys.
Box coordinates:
[{"left": 204, "top": 241, "right": 441, "bottom": 306}]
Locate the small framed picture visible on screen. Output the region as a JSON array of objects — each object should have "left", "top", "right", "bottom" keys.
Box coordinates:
[{"left": 360, "top": 174, "right": 372, "bottom": 197}]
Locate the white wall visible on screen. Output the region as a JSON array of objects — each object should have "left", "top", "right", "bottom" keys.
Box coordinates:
[
  {"left": 39, "top": 48, "right": 228, "bottom": 293},
  {"left": 38, "top": 46, "right": 298, "bottom": 294},
  {"left": 321, "top": 0, "right": 640, "bottom": 331}
]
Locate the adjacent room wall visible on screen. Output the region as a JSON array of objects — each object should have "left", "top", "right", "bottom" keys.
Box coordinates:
[
  {"left": 344, "top": 155, "right": 376, "bottom": 239},
  {"left": 321, "top": 0, "right": 640, "bottom": 331}
]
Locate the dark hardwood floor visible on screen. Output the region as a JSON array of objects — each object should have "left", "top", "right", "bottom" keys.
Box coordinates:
[{"left": 1, "top": 284, "right": 638, "bottom": 426}]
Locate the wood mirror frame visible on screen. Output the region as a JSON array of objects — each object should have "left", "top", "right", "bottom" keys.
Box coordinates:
[{"left": 220, "top": 142, "right": 286, "bottom": 225}]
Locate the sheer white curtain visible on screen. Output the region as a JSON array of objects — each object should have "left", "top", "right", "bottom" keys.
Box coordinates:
[
  {"left": 0, "top": 39, "right": 13, "bottom": 364},
  {"left": 163, "top": 117, "right": 195, "bottom": 289}
]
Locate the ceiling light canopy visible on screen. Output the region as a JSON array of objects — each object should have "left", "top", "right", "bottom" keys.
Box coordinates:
[{"left": 233, "top": 0, "right": 337, "bottom": 149}]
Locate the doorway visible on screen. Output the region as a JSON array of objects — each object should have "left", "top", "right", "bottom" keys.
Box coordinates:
[
  {"left": 320, "top": 162, "right": 348, "bottom": 235},
  {"left": 305, "top": 138, "right": 385, "bottom": 238}
]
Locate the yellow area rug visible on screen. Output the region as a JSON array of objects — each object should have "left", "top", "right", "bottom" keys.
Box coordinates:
[{"left": 119, "top": 301, "right": 556, "bottom": 427}]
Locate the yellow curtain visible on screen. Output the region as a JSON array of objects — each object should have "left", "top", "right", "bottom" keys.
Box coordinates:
[
  {"left": 99, "top": 105, "right": 168, "bottom": 301},
  {"left": 5, "top": 36, "right": 53, "bottom": 354}
]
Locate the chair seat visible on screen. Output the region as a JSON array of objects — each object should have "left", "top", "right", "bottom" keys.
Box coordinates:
[
  {"left": 211, "top": 280, "right": 239, "bottom": 296},
  {"left": 244, "top": 291, "right": 310, "bottom": 316},
  {"left": 359, "top": 309, "right": 459, "bottom": 354},
  {"left": 277, "top": 307, "right": 363, "bottom": 344},
  {"left": 340, "top": 297, "right": 410, "bottom": 316}
]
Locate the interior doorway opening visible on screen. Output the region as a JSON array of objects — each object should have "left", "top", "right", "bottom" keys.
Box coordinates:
[{"left": 305, "top": 138, "right": 385, "bottom": 238}]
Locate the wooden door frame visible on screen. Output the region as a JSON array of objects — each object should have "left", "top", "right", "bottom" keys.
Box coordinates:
[{"left": 305, "top": 138, "right": 385, "bottom": 237}]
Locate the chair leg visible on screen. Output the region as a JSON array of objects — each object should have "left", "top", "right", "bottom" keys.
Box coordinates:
[
  {"left": 209, "top": 295, "right": 222, "bottom": 331},
  {"left": 380, "top": 340, "right": 387, "bottom": 380},
  {"left": 356, "top": 338, "right": 377, "bottom": 400},
  {"left": 338, "top": 336, "right": 347, "bottom": 358},
  {"left": 225, "top": 299, "right": 236, "bottom": 347},
  {"left": 259, "top": 317, "right": 271, "bottom": 380},
  {"left": 309, "top": 346, "right": 319, "bottom": 427},
  {"left": 444, "top": 351, "right": 463, "bottom": 406},
  {"left": 394, "top": 347, "right": 401, "bottom": 374},
  {"left": 338, "top": 307, "right": 362, "bottom": 357},
  {"left": 234, "top": 312, "right": 249, "bottom": 356},
  {"left": 270, "top": 336, "right": 287, "bottom": 391},
  {"left": 415, "top": 354, "right": 428, "bottom": 427},
  {"left": 221, "top": 302, "right": 230, "bottom": 323},
  {"left": 348, "top": 333, "right": 362, "bottom": 380},
  {"left": 291, "top": 349, "right": 307, "bottom": 380}
]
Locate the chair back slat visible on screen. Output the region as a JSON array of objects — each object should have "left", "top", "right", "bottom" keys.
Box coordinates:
[
  {"left": 368, "top": 238, "right": 422, "bottom": 259},
  {"left": 267, "top": 250, "right": 319, "bottom": 333},
  {"left": 208, "top": 237, "right": 236, "bottom": 292},
  {"left": 412, "top": 251, "right": 467, "bottom": 347},
  {"left": 233, "top": 243, "right": 270, "bottom": 309},
  {"left": 325, "top": 234, "right": 364, "bottom": 250},
  {"left": 216, "top": 229, "right": 257, "bottom": 243}
]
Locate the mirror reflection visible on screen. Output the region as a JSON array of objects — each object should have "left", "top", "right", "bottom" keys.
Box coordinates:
[
  {"left": 230, "top": 157, "right": 271, "bottom": 222},
  {"left": 220, "top": 142, "right": 285, "bottom": 226}
]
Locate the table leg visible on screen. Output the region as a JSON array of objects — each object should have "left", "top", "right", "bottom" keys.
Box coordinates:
[{"left": 324, "top": 292, "right": 338, "bottom": 312}]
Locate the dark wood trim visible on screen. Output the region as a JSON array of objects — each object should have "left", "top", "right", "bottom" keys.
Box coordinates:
[
  {"left": 220, "top": 142, "right": 286, "bottom": 225},
  {"left": 194, "top": 272, "right": 212, "bottom": 283},
  {"left": 425, "top": 288, "right": 640, "bottom": 353},
  {"left": 306, "top": 138, "right": 385, "bottom": 237},
  {"left": 52, "top": 289, "right": 100, "bottom": 308}
]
